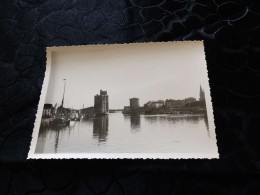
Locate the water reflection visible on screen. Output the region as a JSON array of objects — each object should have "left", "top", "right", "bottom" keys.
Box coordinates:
[
  {"left": 143, "top": 114, "right": 202, "bottom": 125},
  {"left": 203, "top": 115, "right": 210, "bottom": 137},
  {"left": 36, "top": 113, "right": 212, "bottom": 153},
  {"left": 130, "top": 114, "right": 141, "bottom": 130},
  {"left": 38, "top": 119, "right": 67, "bottom": 138},
  {"left": 38, "top": 118, "right": 74, "bottom": 153},
  {"left": 123, "top": 114, "right": 141, "bottom": 133},
  {"left": 143, "top": 114, "right": 210, "bottom": 137},
  {"left": 93, "top": 115, "right": 109, "bottom": 143},
  {"left": 54, "top": 130, "right": 60, "bottom": 153}
]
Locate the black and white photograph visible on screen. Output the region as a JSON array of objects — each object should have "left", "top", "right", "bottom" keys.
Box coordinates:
[{"left": 28, "top": 41, "right": 218, "bottom": 159}]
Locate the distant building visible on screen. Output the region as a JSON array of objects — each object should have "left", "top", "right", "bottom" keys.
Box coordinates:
[
  {"left": 43, "top": 104, "right": 52, "bottom": 117},
  {"left": 81, "top": 107, "right": 94, "bottom": 114},
  {"left": 165, "top": 97, "right": 196, "bottom": 109},
  {"left": 165, "top": 100, "right": 184, "bottom": 109},
  {"left": 123, "top": 98, "right": 144, "bottom": 114},
  {"left": 94, "top": 90, "right": 109, "bottom": 115},
  {"left": 144, "top": 100, "right": 164, "bottom": 109},
  {"left": 130, "top": 98, "right": 140, "bottom": 110},
  {"left": 184, "top": 97, "right": 196, "bottom": 103},
  {"left": 123, "top": 106, "right": 131, "bottom": 114},
  {"left": 80, "top": 107, "right": 95, "bottom": 118},
  {"left": 154, "top": 100, "right": 164, "bottom": 108}
]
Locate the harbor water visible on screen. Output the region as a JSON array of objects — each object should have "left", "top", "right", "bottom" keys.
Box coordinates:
[{"left": 35, "top": 112, "right": 216, "bottom": 154}]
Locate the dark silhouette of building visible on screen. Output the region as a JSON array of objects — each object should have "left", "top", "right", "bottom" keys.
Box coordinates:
[
  {"left": 42, "top": 103, "right": 58, "bottom": 117},
  {"left": 94, "top": 90, "right": 109, "bottom": 115},
  {"left": 130, "top": 98, "right": 140, "bottom": 110},
  {"left": 144, "top": 100, "right": 165, "bottom": 109},
  {"left": 123, "top": 106, "right": 131, "bottom": 113},
  {"left": 199, "top": 85, "right": 205, "bottom": 102},
  {"left": 165, "top": 98, "right": 196, "bottom": 109},
  {"left": 123, "top": 98, "right": 145, "bottom": 114},
  {"left": 43, "top": 104, "right": 52, "bottom": 117}
]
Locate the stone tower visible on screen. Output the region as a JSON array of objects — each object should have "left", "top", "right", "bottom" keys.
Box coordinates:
[
  {"left": 94, "top": 90, "right": 109, "bottom": 115},
  {"left": 130, "top": 98, "right": 140, "bottom": 110}
]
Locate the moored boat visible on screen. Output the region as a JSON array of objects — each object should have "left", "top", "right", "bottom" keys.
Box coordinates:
[{"left": 50, "top": 116, "right": 70, "bottom": 126}]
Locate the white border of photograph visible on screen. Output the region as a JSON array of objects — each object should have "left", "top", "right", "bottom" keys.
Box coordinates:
[{"left": 28, "top": 41, "right": 219, "bottom": 159}]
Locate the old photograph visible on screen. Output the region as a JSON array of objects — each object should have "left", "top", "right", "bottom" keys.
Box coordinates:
[{"left": 28, "top": 41, "right": 218, "bottom": 159}]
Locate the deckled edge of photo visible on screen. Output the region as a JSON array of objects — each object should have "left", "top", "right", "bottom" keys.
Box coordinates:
[
  {"left": 27, "top": 48, "right": 52, "bottom": 159},
  {"left": 27, "top": 41, "right": 219, "bottom": 160},
  {"left": 202, "top": 41, "right": 220, "bottom": 160}
]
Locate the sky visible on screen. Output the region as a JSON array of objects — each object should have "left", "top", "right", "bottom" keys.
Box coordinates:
[{"left": 45, "top": 42, "right": 210, "bottom": 109}]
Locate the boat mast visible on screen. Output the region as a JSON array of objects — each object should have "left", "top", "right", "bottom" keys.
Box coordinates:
[{"left": 61, "top": 79, "right": 66, "bottom": 108}]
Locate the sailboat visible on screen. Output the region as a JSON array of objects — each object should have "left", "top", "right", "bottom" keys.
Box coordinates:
[{"left": 52, "top": 79, "right": 70, "bottom": 126}]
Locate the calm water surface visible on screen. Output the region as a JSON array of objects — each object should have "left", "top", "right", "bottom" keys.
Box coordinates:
[{"left": 35, "top": 112, "right": 216, "bottom": 154}]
